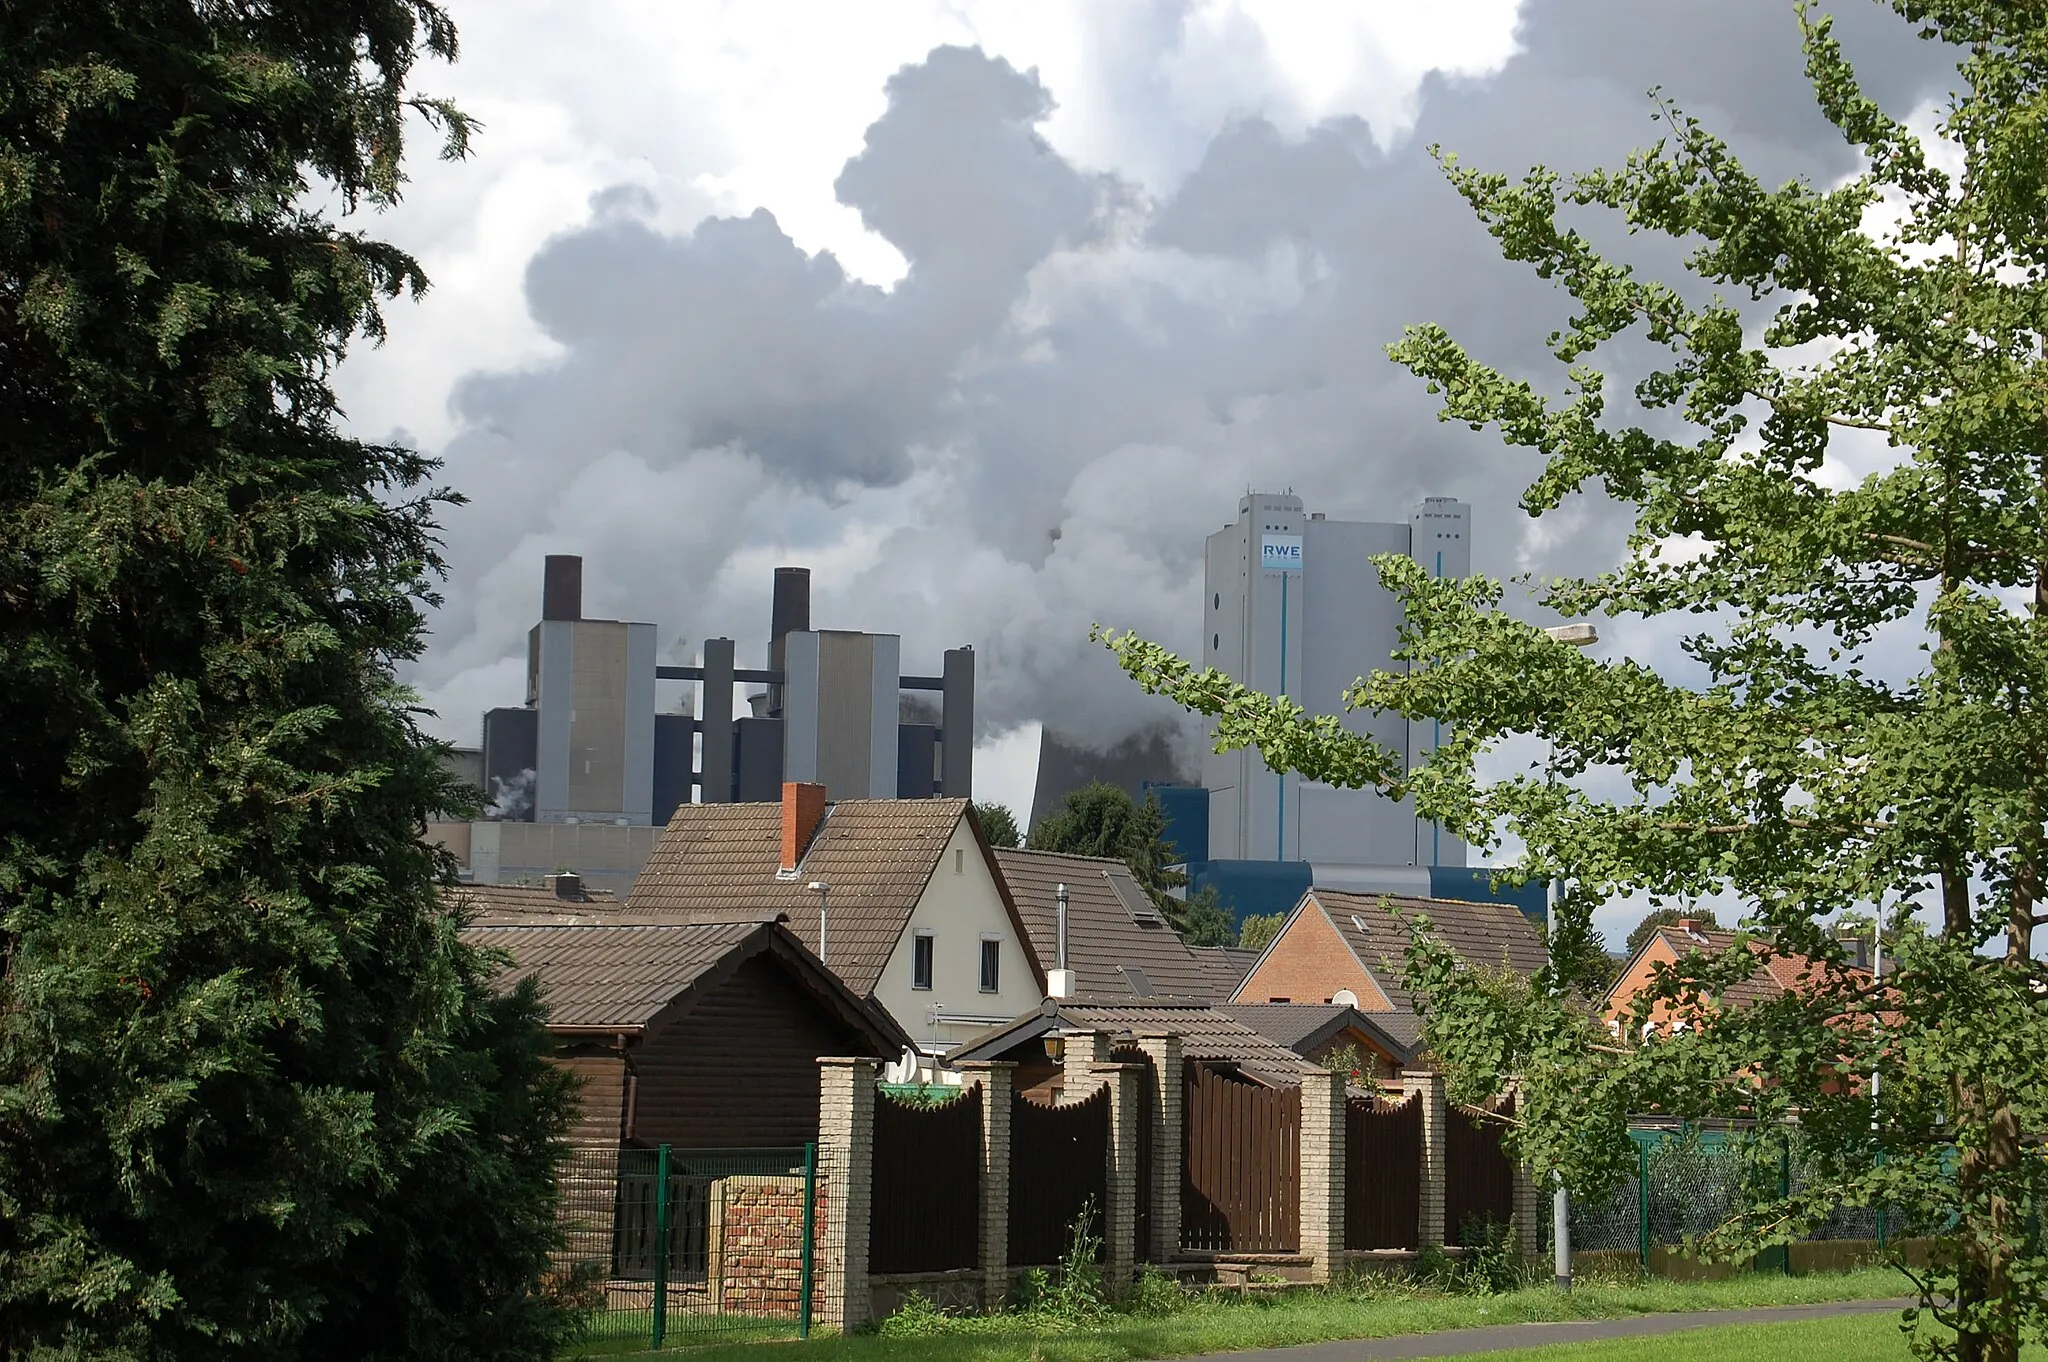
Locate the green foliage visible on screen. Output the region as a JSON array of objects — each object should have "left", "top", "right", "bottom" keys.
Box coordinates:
[
  {"left": 975, "top": 801, "right": 1023, "bottom": 849},
  {"left": 1097, "top": 6, "right": 2048, "bottom": 1358},
  {"left": 1321, "top": 1043, "right": 1370, "bottom": 1083},
  {"left": 0, "top": 3, "right": 573, "bottom": 1359},
  {"left": 1239, "top": 912, "right": 1286, "bottom": 952},
  {"left": 1626, "top": 908, "right": 1723, "bottom": 961},
  {"left": 1029, "top": 784, "right": 1215, "bottom": 940}
]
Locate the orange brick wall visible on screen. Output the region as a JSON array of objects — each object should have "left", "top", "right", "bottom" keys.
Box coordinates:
[
  {"left": 1235, "top": 904, "right": 1394, "bottom": 1009},
  {"left": 715, "top": 1174, "right": 829, "bottom": 1318}
]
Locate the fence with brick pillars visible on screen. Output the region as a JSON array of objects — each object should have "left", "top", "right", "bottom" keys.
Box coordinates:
[
  {"left": 1130, "top": 1033, "right": 1183, "bottom": 1262},
  {"left": 1298, "top": 1069, "right": 1347, "bottom": 1281},
  {"left": 1063, "top": 1027, "right": 1113, "bottom": 1096},
  {"left": 816, "top": 1057, "right": 877, "bottom": 1332},
  {"left": 1392, "top": 1070, "right": 1448, "bottom": 1248},
  {"left": 1100, "top": 1060, "right": 1143, "bottom": 1286},
  {"left": 958, "top": 1060, "right": 1015, "bottom": 1308}
]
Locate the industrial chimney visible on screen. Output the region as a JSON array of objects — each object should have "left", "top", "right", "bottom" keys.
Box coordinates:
[{"left": 767, "top": 566, "right": 810, "bottom": 717}]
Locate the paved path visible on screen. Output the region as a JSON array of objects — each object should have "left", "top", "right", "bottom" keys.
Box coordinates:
[{"left": 1180, "top": 1298, "right": 1910, "bottom": 1360}]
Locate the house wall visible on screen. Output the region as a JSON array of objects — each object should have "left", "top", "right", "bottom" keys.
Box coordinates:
[
  {"left": 1234, "top": 904, "right": 1395, "bottom": 1009},
  {"left": 1603, "top": 935, "right": 1681, "bottom": 1034},
  {"left": 555, "top": 1047, "right": 629, "bottom": 1147},
  {"left": 873, "top": 816, "right": 1042, "bottom": 1053},
  {"left": 630, "top": 953, "right": 865, "bottom": 1148}
]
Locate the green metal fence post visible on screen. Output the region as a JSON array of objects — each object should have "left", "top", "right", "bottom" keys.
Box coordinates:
[
  {"left": 1780, "top": 1139, "right": 1792, "bottom": 1275},
  {"left": 1637, "top": 1139, "right": 1651, "bottom": 1271},
  {"left": 800, "top": 1140, "right": 817, "bottom": 1340},
  {"left": 652, "top": 1143, "right": 671, "bottom": 1349}
]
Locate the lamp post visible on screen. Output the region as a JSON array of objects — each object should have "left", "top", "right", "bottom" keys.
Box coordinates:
[
  {"left": 807, "top": 880, "right": 829, "bottom": 967},
  {"left": 1540, "top": 620, "right": 1599, "bottom": 1293}
]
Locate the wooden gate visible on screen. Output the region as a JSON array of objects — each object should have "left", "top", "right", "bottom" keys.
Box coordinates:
[
  {"left": 1181, "top": 1063, "right": 1300, "bottom": 1253},
  {"left": 870, "top": 1084, "right": 982, "bottom": 1273},
  {"left": 1010, "top": 1084, "right": 1110, "bottom": 1266},
  {"left": 1345, "top": 1092, "right": 1421, "bottom": 1250},
  {"left": 1445, "top": 1095, "right": 1515, "bottom": 1246}
]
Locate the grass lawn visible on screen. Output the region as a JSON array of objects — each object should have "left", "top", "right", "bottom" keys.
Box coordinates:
[
  {"left": 568, "top": 1267, "right": 1913, "bottom": 1361},
  {"left": 1462, "top": 1311, "right": 2048, "bottom": 1359}
]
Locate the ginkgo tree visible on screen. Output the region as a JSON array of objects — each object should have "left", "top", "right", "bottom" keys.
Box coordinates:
[{"left": 1099, "top": 4, "right": 2048, "bottom": 1359}]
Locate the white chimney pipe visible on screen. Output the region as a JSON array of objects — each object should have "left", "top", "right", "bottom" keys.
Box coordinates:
[{"left": 1048, "top": 883, "right": 1075, "bottom": 999}]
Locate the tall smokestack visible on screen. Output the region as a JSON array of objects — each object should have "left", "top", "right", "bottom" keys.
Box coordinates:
[
  {"left": 541, "top": 555, "right": 582, "bottom": 621},
  {"left": 768, "top": 566, "right": 810, "bottom": 717}
]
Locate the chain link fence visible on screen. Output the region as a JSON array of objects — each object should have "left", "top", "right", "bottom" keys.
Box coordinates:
[
  {"left": 1539, "top": 1125, "right": 1914, "bottom": 1273},
  {"left": 556, "top": 1144, "right": 818, "bottom": 1354}
]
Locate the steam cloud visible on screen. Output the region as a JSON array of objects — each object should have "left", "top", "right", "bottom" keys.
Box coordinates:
[{"left": 401, "top": 0, "right": 1954, "bottom": 777}]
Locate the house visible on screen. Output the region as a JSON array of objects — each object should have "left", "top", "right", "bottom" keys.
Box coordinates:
[
  {"left": 1218, "top": 1003, "right": 1419, "bottom": 1078},
  {"left": 992, "top": 847, "right": 1216, "bottom": 1001},
  {"left": 1189, "top": 945, "right": 1262, "bottom": 1001},
  {"left": 461, "top": 916, "right": 910, "bottom": 1149},
  {"left": 1603, "top": 918, "right": 1875, "bottom": 1039},
  {"left": 624, "top": 784, "right": 1045, "bottom": 1054},
  {"left": 1230, "top": 888, "right": 1548, "bottom": 1066},
  {"left": 946, "top": 997, "right": 1320, "bottom": 1098}
]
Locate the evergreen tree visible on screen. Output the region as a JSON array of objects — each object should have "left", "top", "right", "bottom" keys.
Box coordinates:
[
  {"left": 1, "top": 4, "right": 575, "bottom": 1357},
  {"left": 1623, "top": 906, "right": 1721, "bottom": 961},
  {"left": 1102, "top": 5, "right": 2048, "bottom": 1355},
  {"left": 972, "top": 800, "right": 1022, "bottom": 849}
]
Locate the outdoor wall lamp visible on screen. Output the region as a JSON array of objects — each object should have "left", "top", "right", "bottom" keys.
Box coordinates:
[{"left": 1043, "top": 1032, "right": 1065, "bottom": 1061}]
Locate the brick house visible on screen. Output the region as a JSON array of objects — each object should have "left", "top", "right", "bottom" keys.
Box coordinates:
[
  {"left": 1603, "top": 918, "right": 1876, "bottom": 1040},
  {"left": 1230, "top": 888, "right": 1547, "bottom": 1072}
]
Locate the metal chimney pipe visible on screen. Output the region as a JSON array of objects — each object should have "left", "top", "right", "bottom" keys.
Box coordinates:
[
  {"left": 808, "top": 880, "right": 829, "bottom": 967},
  {"left": 1055, "top": 883, "right": 1069, "bottom": 971}
]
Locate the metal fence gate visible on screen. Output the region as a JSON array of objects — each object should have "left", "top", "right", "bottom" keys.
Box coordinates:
[
  {"left": 1346, "top": 1091, "right": 1422, "bottom": 1250},
  {"left": 1010, "top": 1084, "right": 1111, "bottom": 1266},
  {"left": 1181, "top": 1062, "right": 1300, "bottom": 1253},
  {"left": 556, "top": 1144, "right": 817, "bottom": 1354},
  {"left": 870, "top": 1083, "right": 983, "bottom": 1274},
  {"left": 1445, "top": 1097, "right": 1515, "bottom": 1246}
]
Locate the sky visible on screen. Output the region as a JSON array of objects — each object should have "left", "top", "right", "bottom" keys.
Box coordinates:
[{"left": 337, "top": 0, "right": 1963, "bottom": 948}]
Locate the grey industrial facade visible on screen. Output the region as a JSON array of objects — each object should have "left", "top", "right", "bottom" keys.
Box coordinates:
[{"left": 476, "top": 556, "right": 974, "bottom": 831}]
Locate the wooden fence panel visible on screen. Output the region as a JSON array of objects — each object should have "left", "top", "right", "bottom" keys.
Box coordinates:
[
  {"left": 1345, "top": 1092, "right": 1421, "bottom": 1250},
  {"left": 870, "top": 1084, "right": 982, "bottom": 1273},
  {"left": 1181, "top": 1063, "right": 1300, "bottom": 1253},
  {"left": 1444, "top": 1095, "right": 1516, "bottom": 1246},
  {"left": 1009, "top": 1084, "right": 1111, "bottom": 1266}
]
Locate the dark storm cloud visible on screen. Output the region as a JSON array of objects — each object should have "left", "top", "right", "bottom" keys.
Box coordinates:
[{"left": 411, "top": 0, "right": 1959, "bottom": 764}]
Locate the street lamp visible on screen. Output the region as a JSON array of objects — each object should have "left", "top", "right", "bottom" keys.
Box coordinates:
[
  {"left": 1540, "top": 620, "right": 1598, "bottom": 1293},
  {"left": 807, "top": 880, "right": 829, "bottom": 967}
]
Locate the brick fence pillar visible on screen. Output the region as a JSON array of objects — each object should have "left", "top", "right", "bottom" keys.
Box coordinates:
[
  {"left": 1098, "top": 1059, "right": 1142, "bottom": 1290},
  {"left": 816, "top": 1057, "right": 877, "bottom": 1332},
  {"left": 1131, "top": 1031, "right": 1183, "bottom": 1262},
  {"left": 1063, "top": 1028, "right": 1112, "bottom": 1098},
  {"left": 1299, "top": 1068, "right": 1347, "bottom": 1281},
  {"left": 1399, "top": 1070, "right": 1447, "bottom": 1248},
  {"left": 959, "top": 1060, "right": 1015, "bottom": 1309},
  {"left": 1508, "top": 1084, "right": 1540, "bottom": 1260}
]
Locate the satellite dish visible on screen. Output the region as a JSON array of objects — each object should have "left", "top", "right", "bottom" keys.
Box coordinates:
[
  {"left": 1332, "top": 989, "right": 1358, "bottom": 1008},
  {"left": 883, "top": 1046, "right": 921, "bottom": 1084}
]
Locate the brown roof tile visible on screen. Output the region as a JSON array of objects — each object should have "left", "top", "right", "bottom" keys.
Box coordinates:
[
  {"left": 1188, "top": 946, "right": 1261, "bottom": 1002},
  {"left": 1216, "top": 1002, "right": 1419, "bottom": 1065},
  {"left": 461, "top": 920, "right": 768, "bottom": 1030},
  {"left": 994, "top": 848, "right": 1213, "bottom": 1002},
  {"left": 626, "top": 798, "right": 1042, "bottom": 998},
  {"left": 945, "top": 999, "right": 1319, "bottom": 1085},
  {"left": 448, "top": 881, "right": 621, "bottom": 925}
]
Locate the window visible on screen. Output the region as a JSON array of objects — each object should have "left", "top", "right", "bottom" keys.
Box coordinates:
[
  {"left": 954, "top": 848, "right": 964, "bottom": 874},
  {"left": 1213, "top": 593, "right": 1220, "bottom": 610},
  {"left": 912, "top": 932, "right": 934, "bottom": 991},
  {"left": 979, "top": 936, "right": 1001, "bottom": 993}
]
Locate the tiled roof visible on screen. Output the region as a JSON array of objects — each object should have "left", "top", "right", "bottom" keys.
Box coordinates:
[
  {"left": 462, "top": 917, "right": 914, "bottom": 1053},
  {"left": 1311, "top": 889, "right": 1548, "bottom": 1018},
  {"left": 994, "top": 848, "right": 1213, "bottom": 1002},
  {"left": 1216, "top": 1003, "right": 1418, "bottom": 1065},
  {"left": 1637, "top": 924, "right": 1867, "bottom": 1011},
  {"left": 461, "top": 920, "right": 770, "bottom": 1030},
  {"left": 1188, "top": 946, "right": 1261, "bottom": 1002},
  {"left": 627, "top": 798, "right": 1034, "bottom": 997},
  {"left": 449, "top": 881, "right": 620, "bottom": 923},
  {"left": 945, "top": 999, "right": 1319, "bottom": 1085}
]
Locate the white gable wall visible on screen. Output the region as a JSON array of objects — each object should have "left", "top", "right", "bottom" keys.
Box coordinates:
[{"left": 873, "top": 815, "right": 1042, "bottom": 1054}]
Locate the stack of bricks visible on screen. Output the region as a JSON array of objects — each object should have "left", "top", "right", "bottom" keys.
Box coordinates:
[
  {"left": 1130, "top": 1034, "right": 1182, "bottom": 1262},
  {"left": 1392, "top": 1070, "right": 1448, "bottom": 1247},
  {"left": 712, "top": 1175, "right": 830, "bottom": 1317},
  {"left": 816, "top": 1057, "right": 877, "bottom": 1332},
  {"left": 958, "top": 1060, "right": 1015, "bottom": 1310},
  {"left": 1298, "top": 1069, "right": 1347, "bottom": 1280}
]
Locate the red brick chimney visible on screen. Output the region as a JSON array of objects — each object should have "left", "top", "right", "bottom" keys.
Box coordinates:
[{"left": 781, "top": 782, "right": 828, "bottom": 872}]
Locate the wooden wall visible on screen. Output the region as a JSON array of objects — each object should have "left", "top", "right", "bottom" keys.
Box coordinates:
[
  {"left": 627, "top": 953, "right": 873, "bottom": 1149},
  {"left": 555, "top": 1048, "right": 628, "bottom": 1147}
]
